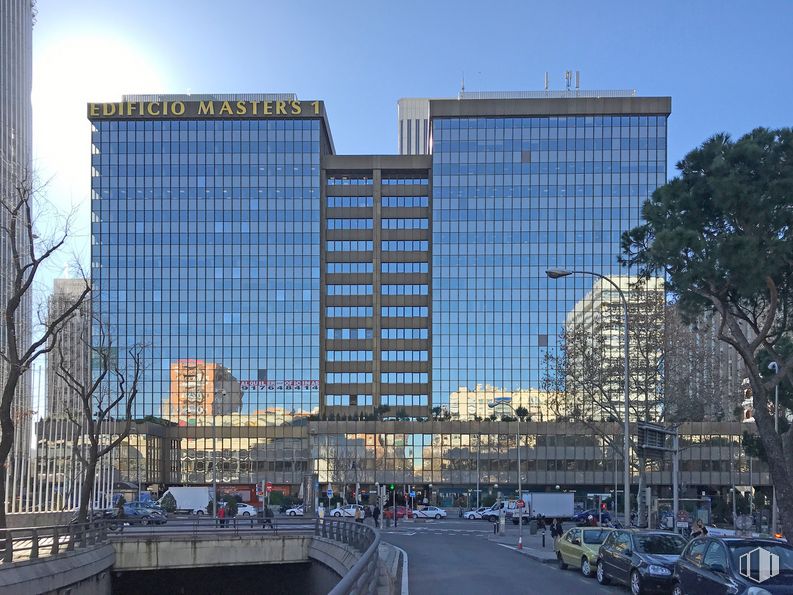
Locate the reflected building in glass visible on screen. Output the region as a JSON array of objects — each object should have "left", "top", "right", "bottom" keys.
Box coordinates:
[{"left": 62, "top": 92, "right": 768, "bottom": 514}]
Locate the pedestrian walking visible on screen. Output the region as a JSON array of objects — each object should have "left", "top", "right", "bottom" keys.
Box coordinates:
[
  {"left": 690, "top": 519, "right": 708, "bottom": 539},
  {"left": 218, "top": 504, "right": 226, "bottom": 528},
  {"left": 373, "top": 505, "right": 380, "bottom": 528},
  {"left": 263, "top": 504, "right": 274, "bottom": 528},
  {"left": 355, "top": 506, "right": 363, "bottom": 523}
]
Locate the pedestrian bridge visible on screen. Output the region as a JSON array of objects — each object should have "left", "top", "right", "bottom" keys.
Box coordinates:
[{"left": 0, "top": 518, "right": 386, "bottom": 595}]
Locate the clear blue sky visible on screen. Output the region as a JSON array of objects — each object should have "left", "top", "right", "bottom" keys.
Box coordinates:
[{"left": 29, "top": 0, "right": 793, "bottom": 261}]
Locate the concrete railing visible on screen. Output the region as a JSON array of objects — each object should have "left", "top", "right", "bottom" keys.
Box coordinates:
[
  {"left": 317, "top": 518, "right": 380, "bottom": 595},
  {"left": 1, "top": 520, "right": 109, "bottom": 563}
]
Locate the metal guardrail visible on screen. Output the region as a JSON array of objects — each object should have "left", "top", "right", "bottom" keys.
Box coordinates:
[
  {"left": 319, "top": 518, "right": 380, "bottom": 595},
  {"left": 0, "top": 520, "right": 109, "bottom": 563}
]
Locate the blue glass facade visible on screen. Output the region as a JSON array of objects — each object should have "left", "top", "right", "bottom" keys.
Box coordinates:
[
  {"left": 91, "top": 114, "right": 323, "bottom": 435},
  {"left": 431, "top": 113, "right": 668, "bottom": 416}
]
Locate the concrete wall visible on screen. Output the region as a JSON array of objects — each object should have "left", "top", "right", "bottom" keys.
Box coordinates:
[
  {"left": 111, "top": 534, "right": 311, "bottom": 571},
  {"left": 7, "top": 511, "right": 74, "bottom": 528},
  {"left": 0, "top": 544, "right": 114, "bottom": 595}
]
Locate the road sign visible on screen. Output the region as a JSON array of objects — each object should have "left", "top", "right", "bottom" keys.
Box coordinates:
[
  {"left": 409, "top": 491, "right": 415, "bottom": 497},
  {"left": 255, "top": 481, "right": 264, "bottom": 496},
  {"left": 265, "top": 481, "right": 273, "bottom": 493},
  {"left": 326, "top": 489, "right": 333, "bottom": 498},
  {"left": 516, "top": 500, "right": 525, "bottom": 508}
]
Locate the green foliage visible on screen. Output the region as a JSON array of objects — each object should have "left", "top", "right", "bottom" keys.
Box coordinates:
[
  {"left": 160, "top": 492, "right": 177, "bottom": 513},
  {"left": 481, "top": 495, "right": 497, "bottom": 507},
  {"left": 222, "top": 494, "right": 238, "bottom": 516},
  {"left": 621, "top": 127, "right": 793, "bottom": 324},
  {"left": 515, "top": 406, "right": 529, "bottom": 421}
]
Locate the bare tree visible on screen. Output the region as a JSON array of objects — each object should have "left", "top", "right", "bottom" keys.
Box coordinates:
[
  {"left": 57, "top": 319, "right": 143, "bottom": 523},
  {"left": 0, "top": 170, "right": 89, "bottom": 528},
  {"left": 543, "top": 280, "right": 665, "bottom": 525},
  {"left": 663, "top": 306, "right": 742, "bottom": 422}
]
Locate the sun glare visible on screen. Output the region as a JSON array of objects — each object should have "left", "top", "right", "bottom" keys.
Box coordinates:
[{"left": 33, "top": 32, "right": 167, "bottom": 213}]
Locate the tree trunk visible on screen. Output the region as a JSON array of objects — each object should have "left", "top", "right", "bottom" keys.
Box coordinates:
[
  {"left": 637, "top": 458, "right": 647, "bottom": 527},
  {"left": 0, "top": 366, "right": 21, "bottom": 529},
  {"left": 76, "top": 453, "right": 99, "bottom": 524}
]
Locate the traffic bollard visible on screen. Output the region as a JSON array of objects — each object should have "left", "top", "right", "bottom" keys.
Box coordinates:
[{"left": 542, "top": 529, "right": 546, "bottom": 548}]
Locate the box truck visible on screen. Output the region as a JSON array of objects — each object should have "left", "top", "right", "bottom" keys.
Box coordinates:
[
  {"left": 512, "top": 492, "right": 575, "bottom": 524},
  {"left": 159, "top": 486, "right": 213, "bottom": 515}
]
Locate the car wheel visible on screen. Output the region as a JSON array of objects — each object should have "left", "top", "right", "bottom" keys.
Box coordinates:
[
  {"left": 596, "top": 560, "right": 610, "bottom": 585},
  {"left": 435, "top": 514, "right": 442, "bottom": 519},
  {"left": 141, "top": 517, "right": 150, "bottom": 526},
  {"left": 288, "top": 511, "right": 296, "bottom": 516},
  {"left": 630, "top": 569, "right": 643, "bottom": 595},
  {"left": 333, "top": 511, "right": 341, "bottom": 517},
  {"left": 581, "top": 557, "right": 593, "bottom": 577},
  {"left": 243, "top": 512, "right": 250, "bottom": 516},
  {"left": 557, "top": 552, "right": 568, "bottom": 569},
  {"left": 671, "top": 583, "right": 683, "bottom": 595},
  {"left": 196, "top": 510, "right": 204, "bottom": 515}
]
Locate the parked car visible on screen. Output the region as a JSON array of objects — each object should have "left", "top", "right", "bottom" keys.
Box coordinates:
[
  {"left": 331, "top": 504, "right": 366, "bottom": 518},
  {"left": 673, "top": 537, "right": 793, "bottom": 595},
  {"left": 573, "top": 509, "right": 611, "bottom": 525},
  {"left": 236, "top": 503, "right": 258, "bottom": 516},
  {"left": 555, "top": 527, "right": 616, "bottom": 577},
  {"left": 596, "top": 529, "right": 687, "bottom": 594},
  {"left": 285, "top": 505, "right": 304, "bottom": 516},
  {"left": 128, "top": 501, "right": 167, "bottom": 517},
  {"left": 413, "top": 506, "right": 447, "bottom": 519},
  {"left": 112, "top": 503, "right": 167, "bottom": 526},
  {"left": 463, "top": 507, "right": 490, "bottom": 520},
  {"left": 383, "top": 506, "right": 413, "bottom": 519}
]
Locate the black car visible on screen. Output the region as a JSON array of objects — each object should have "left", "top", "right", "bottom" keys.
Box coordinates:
[
  {"left": 574, "top": 509, "right": 611, "bottom": 524},
  {"left": 597, "top": 529, "right": 687, "bottom": 594},
  {"left": 673, "top": 537, "right": 793, "bottom": 595}
]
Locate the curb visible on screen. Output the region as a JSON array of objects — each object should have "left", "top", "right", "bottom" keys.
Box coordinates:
[{"left": 493, "top": 542, "right": 558, "bottom": 565}]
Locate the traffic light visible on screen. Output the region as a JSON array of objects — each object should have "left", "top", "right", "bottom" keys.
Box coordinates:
[{"left": 389, "top": 483, "right": 395, "bottom": 491}]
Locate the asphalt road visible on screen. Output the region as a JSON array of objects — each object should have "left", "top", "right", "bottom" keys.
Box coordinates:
[{"left": 383, "top": 518, "right": 629, "bottom": 595}]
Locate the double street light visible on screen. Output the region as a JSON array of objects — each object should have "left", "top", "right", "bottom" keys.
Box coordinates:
[{"left": 546, "top": 268, "right": 631, "bottom": 527}]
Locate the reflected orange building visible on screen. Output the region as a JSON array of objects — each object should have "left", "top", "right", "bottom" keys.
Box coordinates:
[{"left": 169, "top": 360, "right": 242, "bottom": 425}]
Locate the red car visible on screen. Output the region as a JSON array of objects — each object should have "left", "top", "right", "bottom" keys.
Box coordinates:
[{"left": 383, "top": 506, "right": 413, "bottom": 519}]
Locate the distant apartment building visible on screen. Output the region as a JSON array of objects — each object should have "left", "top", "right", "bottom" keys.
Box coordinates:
[
  {"left": 34, "top": 278, "right": 91, "bottom": 512},
  {"left": 563, "top": 276, "right": 665, "bottom": 422}
]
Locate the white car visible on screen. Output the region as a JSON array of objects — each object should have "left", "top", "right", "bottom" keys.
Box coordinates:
[
  {"left": 236, "top": 503, "right": 258, "bottom": 516},
  {"left": 331, "top": 504, "right": 366, "bottom": 518},
  {"left": 463, "top": 507, "right": 490, "bottom": 520},
  {"left": 286, "top": 505, "right": 304, "bottom": 516},
  {"left": 413, "top": 506, "right": 447, "bottom": 519}
]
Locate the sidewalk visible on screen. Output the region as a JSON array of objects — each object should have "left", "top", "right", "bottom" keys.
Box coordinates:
[{"left": 487, "top": 527, "right": 558, "bottom": 564}]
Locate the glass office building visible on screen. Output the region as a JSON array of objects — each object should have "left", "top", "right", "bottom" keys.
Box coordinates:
[
  {"left": 75, "top": 92, "right": 770, "bottom": 517},
  {"left": 90, "top": 95, "right": 330, "bottom": 487},
  {"left": 430, "top": 98, "right": 670, "bottom": 420}
]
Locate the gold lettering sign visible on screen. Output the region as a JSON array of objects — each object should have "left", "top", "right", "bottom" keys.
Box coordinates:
[{"left": 87, "top": 100, "right": 324, "bottom": 120}]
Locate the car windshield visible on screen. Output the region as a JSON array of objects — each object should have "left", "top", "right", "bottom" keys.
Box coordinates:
[
  {"left": 635, "top": 534, "right": 686, "bottom": 554},
  {"left": 583, "top": 530, "right": 611, "bottom": 545},
  {"left": 728, "top": 542, "right": 793, "bottom": 582}
]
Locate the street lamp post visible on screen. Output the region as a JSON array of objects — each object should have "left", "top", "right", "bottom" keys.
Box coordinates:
[
  {"left": 489, "top": 398, "right": 523, "bottom": 550},
  {"left": 212, "top": 389, "right": 226, "bottom": 519},
  {"left": 769, "top": 361, "right": 780, "bottom": 534},
  {"left": 547, "top": 269, "right": 631, "bottom": 527}
]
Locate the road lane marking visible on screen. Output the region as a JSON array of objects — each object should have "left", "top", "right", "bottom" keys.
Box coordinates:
[{"left": 390, "top": 543, "right": 409, "bottom": 595}]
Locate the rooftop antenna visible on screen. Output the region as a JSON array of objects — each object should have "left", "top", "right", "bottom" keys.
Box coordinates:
[
  {"left": 461, "top": 72, "right": 465, "bottom": 96},
  {"left": 564, "top": 70, "right": 573, "bottom": 92},
  {"left": 576, "top": 71, "right": 580, "bottom": 90},
  {"left": 544, "top": 72, "right": 549, "bottom": 91}
]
